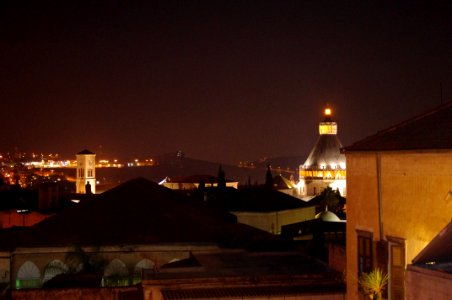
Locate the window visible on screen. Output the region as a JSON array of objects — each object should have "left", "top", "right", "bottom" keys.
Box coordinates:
[
  {"left": 388, "top": 237, "right": 405, "bottom": 300},
  {"left": 16, "top": 261, "right": 41, "bottom": 289},
  {"left": 87, "top": 169, "right": 93, "bottom": 177},
  {"left": 357, "top": 230, "right": 373, "bottom": 274}
]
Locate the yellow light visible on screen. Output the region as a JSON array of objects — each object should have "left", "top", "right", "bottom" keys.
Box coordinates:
[{"left": 324, "top": 108, "right": 332, "bottom": 116}]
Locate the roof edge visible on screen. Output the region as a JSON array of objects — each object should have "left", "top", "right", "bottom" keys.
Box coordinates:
[{"left": 343, "top": 100, "right": 452, "bottom": 152}]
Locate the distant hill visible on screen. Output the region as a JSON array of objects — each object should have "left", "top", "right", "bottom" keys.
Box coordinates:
[
  {"left": 252, "top": 155, "right": 306, "bottom": 171},
  {"left": 59, "top": 152, "right": 305, "bottom": 191}
]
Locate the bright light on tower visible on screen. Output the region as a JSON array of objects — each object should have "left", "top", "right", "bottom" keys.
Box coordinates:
[{"left": 324, "top": 108, "right": 332, "bottom": 116}]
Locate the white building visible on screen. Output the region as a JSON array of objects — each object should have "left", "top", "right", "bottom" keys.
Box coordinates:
[
  {"left": 76, "top": 149, "right": 96, "bottom": 194},
  {"left": 298, "top": 107, "right": 346, "bottom": 198}
]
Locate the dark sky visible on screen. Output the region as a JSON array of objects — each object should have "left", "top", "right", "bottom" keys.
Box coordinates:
[{"left": 0, "top": 1, "right": 451, "bottom": 164}]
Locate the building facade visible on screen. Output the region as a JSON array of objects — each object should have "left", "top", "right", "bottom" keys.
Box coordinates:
[{"left": 344, "top": 102, "right": 452, "bottom": 299}]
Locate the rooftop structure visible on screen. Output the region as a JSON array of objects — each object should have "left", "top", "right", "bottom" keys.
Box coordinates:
[{"left": 142, "top": 250, "right": 345, "bottom": 300}]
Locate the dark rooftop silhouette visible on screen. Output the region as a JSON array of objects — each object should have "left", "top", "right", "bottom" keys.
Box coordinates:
[
  {"left": 0, "top": 178, "right": 271, "bottom": 249},
  {"left": 77, "top": 149, "right": 95, "bottom": 155},
  {"left": 344, "top": 101, "right": 452, "bottom": 152},
  {"left": 413, "top": 220, "right": 452, "bottom": 267},
  {"left": 198, "top": 186, "right": 312, "bottom": 213}
]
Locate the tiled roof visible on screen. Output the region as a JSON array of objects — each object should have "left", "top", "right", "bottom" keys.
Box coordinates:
[
  {"left": 0, "top": 178, "right": 270, "bottom": 249},
  {"left": 344, "top": 101, "right": 452, "bottom": 152}
]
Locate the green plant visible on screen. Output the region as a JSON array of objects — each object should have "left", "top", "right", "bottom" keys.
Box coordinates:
[{"left": 359, "top": 268, "right": 388, "bottom": 299}]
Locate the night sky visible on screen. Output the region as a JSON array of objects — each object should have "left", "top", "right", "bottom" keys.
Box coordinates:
[{"left": 0, "top": 1, "right": 451, "bottom": 164}]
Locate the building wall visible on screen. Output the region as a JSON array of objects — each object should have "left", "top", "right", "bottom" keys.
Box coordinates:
[
  {"left": 405, "top": 265, "right": 452, "bottom": 300},
  {"left": 144, "top": 290, "right": 345, "bottom": 300},
  {"left": 346, "top": 151, "right": 452, "bottom": 300},
  {"left": 298, "top": 178, "right": 346, "bottom": 198},
  {"left": 232, "top": 207, "right": 316, "bottom": 234},
  {"left": 0, "top": 253, "right": 10, "bottom": 283},
  {"left": 329, "top": 243, "right": 346, "bottom": 274},
  {"left": 10, "top": 244, "right": 218, "bottom": 289},
  {"left": 12, "top": 286, "right": 141, "bottom": 300}
]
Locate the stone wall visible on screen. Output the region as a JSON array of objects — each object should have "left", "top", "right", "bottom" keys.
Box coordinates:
[{"left": 346, "top": 150, "right": 452, "bottom": 300}]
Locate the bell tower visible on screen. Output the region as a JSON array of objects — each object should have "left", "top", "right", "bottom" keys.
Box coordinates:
[{"left": 76, "top": 149, "right": 96, "bottom": 194}]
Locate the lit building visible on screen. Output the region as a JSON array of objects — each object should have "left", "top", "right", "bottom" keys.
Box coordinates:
[
  {"left": 343, "top": 101, "right": 452, "bottom": 299},
  {"left": 298, "top": 107, "right": 346, "bottom": 197},
  {"left": 160, "top": 174, "right": 239, "bottom": 190},
  {"left": 75, "top": 149, "right": 96, "bottom": 194}
]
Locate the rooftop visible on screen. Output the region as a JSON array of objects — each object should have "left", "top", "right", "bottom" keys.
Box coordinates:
[
  {"left": 413, "top": 219, "right": 452, "bottom": 272},
  {"left": 344, "top": 101, "right": 452, "bottom": 152},
  {"left": 143, "top": 250, "right": 345, "bottom": 299},
  {"left": 77, "top": 149, "right": 95, "bottom": 155},
  {"left": 200, "top": 186, "right": 312, "bottom": 213},
  {"left": 0, "top": 178, "right": 271, "bottom": 249},
  {"left": 166, "top": 174, "right": 236, "bottom": 184}
]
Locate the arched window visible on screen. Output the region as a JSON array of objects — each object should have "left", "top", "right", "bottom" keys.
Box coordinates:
[
  {"left": 104, "top": 259, "right": 128, "bottom": 277},
  {"left": 16, "top": 261, "right": 41, "bottom": 289},
  {"left": 103, "top": 259, "right": 128, "bottom": 287},
  {"left": 134, "top": 259, "right": 155, "bottom": 273},
  {"left": 133, "top": 258, "right": 155, "bottom": 285},
  {"left": 43, "top": 260, "right": 68, "bottom": 282}
]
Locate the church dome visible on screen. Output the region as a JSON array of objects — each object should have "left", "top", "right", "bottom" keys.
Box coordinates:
[
  {"left": 315, "top": 209, "right": 341, "bottom": 222},
  {"left": 300, "top": 107, "right": 346, "bottom": 173}
]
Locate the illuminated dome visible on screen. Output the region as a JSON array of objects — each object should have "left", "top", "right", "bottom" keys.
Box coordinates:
[
  {"left": 315, "top": 209, "right": 341, "bottom": 222},
  {"left": 300, "top": 107, "right": 346, "bottom": 174}
]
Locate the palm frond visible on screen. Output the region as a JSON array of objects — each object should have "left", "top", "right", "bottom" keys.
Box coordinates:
[{"left": 359, "top": 268, "right": 388, "bottom": 299}]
